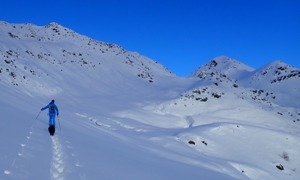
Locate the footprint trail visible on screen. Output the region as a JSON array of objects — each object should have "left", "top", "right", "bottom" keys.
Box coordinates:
[{"left": 51, "top": 135, "right": 65, "bottom": 180}]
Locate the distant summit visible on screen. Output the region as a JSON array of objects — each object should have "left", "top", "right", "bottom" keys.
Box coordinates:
[
  {"left": 189, "top": 56, "right": 300, "bottom": 108},
  {"left": 249, "top": 60, "right": 300, "bottom": 84},
  {"left": 189, "top": 56, "right": 254, "bottom": 80}
]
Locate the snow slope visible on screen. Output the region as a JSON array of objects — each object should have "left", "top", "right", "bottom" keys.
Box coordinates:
[{"left": 1, "top": 21, "right": 300, "bottom": 180}]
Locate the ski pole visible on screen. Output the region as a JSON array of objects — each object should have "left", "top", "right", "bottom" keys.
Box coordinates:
[
  {"left": 57, "top": 115, "right": 61, "bottom": 131},
  {"left": 35, "top": 111, "right": 41, "bottom": 121}
]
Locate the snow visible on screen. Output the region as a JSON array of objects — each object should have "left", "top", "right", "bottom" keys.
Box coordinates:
[{"left": 1, "top": 21, "right": 300, "bottom": 180}]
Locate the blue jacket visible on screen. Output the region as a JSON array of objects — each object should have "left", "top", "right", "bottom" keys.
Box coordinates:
[{"left": 41, "top": 102, "right": 59, "bottom": 115}]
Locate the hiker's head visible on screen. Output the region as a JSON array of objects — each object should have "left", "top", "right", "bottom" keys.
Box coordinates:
[{"left": 51, "top": 99, "right": 55, "bottom": 103}]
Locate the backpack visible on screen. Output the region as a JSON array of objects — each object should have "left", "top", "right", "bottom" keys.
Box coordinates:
[{"left": 49, "top": 105, "right": 55, "bottom": 113}]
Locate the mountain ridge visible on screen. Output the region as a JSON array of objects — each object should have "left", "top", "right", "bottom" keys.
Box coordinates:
[{"left": 0, "top": 21, "right": 174, "bottom": 92}]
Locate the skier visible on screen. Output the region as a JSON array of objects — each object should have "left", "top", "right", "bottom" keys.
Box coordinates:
[{"left": 41, "top": 99, "right": 59, "bottom": 136}]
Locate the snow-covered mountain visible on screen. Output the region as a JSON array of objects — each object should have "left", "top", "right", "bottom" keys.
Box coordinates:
[
  {"left": 0, "top": 21, "right": 173, "bottom": 91},
  {"left": 1, "top": 21, "right": 300, "bottom": 180},
  {"left": 190, "top": 56, "right": 300, "bottom": 109}
]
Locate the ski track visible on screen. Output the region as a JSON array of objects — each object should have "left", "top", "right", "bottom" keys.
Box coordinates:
[
  {"left": 2, "top": 118, "right": 85, "bottom": 180},
  {"left": 75, "top": 113, "right": 147, "bottom": 133},
  {"left": 51, "top": 135, "right": 65, "bottom": 180},
  {"left": 51, "top": 131, "right": 86, "bottom": 180}
]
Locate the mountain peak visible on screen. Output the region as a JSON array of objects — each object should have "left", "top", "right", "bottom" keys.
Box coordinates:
[
  {"left": 45, "top": 22, "right": 62, "bottom": 27},
  {"left": 211, "top": 55, "right": 233, "bottom": 62},
  {"left": 209, "top": 56, "right": 254, "bottom": 70},
  {"left": 189, "top": 56, "right": 254, "bottom": 79},
  {"left": 251, "top": 59, "right": 300, "bottom": 84},
  {"left": 44, "top": 22, "right": 70, "bottom": 32},
  {"left": 263, "top": 60, "right": 293, "bottom": 70}
]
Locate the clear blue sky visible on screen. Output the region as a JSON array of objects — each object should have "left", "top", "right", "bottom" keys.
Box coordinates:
[{"left": 1, "top": 0, "right": 299, "bottom": 76}]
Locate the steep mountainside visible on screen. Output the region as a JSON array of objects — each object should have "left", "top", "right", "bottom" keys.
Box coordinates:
[{"left": 0, "top": 21, "right": 173, "bottom": 93}]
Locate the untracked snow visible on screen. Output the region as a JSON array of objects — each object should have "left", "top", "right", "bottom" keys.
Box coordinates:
[{"left": 1, "top": 21, "right": 300, "bottom": 180}]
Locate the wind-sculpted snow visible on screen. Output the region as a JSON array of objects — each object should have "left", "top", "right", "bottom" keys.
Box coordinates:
[{"left": 177, "top": 122, "right": 299, "bottom": 179}]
